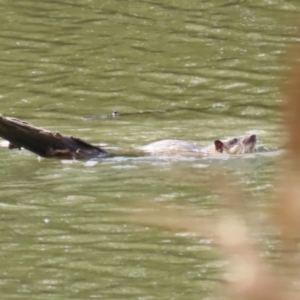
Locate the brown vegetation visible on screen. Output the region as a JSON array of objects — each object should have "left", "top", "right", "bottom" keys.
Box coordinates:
[{"left": 125, "top": 46, "right": 300, "bottom": 299}]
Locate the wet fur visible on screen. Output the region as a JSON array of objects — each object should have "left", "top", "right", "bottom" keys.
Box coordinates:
[{"left": 141, "top": 135, "right": 257, "bottom": 156}]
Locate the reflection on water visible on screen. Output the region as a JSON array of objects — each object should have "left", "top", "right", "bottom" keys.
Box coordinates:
[{"left": 0, "top": 0, "right": 298, "bottom": 298}]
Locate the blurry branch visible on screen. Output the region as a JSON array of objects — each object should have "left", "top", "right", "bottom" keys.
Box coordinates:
[
  {"left": 124, "top": 184, "right": 285, "bottom": 300},
  {"left": 125, "top": 204, "right": 212, "bottom": 237},
  {"left": 282, "top": 44, "right": 300, "bottom": 165},
  {"left": 273, "top": 43, "right": 300, "bottom": 241},
  {"left": 124, "top": 43, "right": 300, "bottom": 299}
]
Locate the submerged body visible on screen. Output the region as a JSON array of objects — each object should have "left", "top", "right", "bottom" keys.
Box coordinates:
[{"left": 140, "top": 134, "right": 257, "bottom": 156}]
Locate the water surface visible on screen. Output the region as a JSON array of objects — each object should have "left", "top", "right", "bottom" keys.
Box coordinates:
[{"left": 0, "top": 0, "right": 298, "bottom": 299}]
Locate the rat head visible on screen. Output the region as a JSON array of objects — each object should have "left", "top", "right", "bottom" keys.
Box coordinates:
[{"left": 214, "top": 134, "right": 257, "bottom": 154}]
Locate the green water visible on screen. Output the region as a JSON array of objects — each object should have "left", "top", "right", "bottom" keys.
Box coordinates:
[{"left": 0, "top": 0, "right": 297, "bottom": 299}]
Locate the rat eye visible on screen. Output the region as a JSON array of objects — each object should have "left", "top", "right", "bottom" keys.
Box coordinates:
[{"left": 230, "top": 138, "right": 238, "bottom": 145}]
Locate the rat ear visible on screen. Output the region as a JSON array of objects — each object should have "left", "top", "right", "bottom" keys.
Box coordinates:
[{"left": 214, "top": 140, "right": 224, "bottom": 153}]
